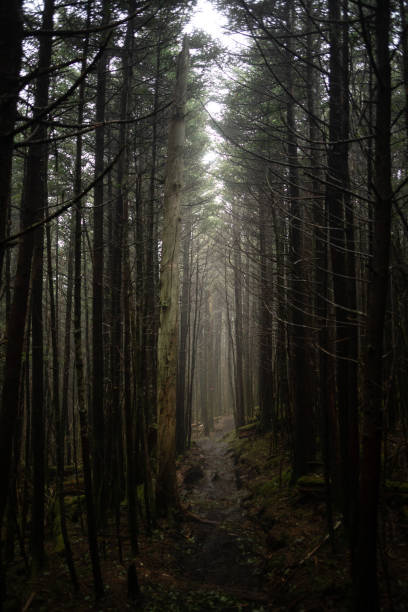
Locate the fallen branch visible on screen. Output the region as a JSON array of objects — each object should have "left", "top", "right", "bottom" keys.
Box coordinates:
[
  {"left": 22, "top": 592, "right": 36, "bottom": 612},
  {"left": 298, "top": 520, "right": 342, "bottom": 566},
  {"left": 281, "top": 520, "right": 342, "bottom": 584}
]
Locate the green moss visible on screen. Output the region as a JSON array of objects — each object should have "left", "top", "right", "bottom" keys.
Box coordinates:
[
  {"left": 255, "top": 479, "right": 278, "bottom": 498},
  {"left": 237, "top": 422, "right": 257, "bottom": 433},
  {"left": 386, "top": 480, "right": 408, "bottom": 493},
  {"left": 297, "top": 474, "right": 324, "bottom": 488},
  {"left": 221, "top": 430, "right": 235, "bottom": 444}
]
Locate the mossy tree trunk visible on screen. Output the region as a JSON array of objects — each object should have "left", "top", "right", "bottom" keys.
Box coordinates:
[{"left": 156, "top": 37, "right": 189, "bottom": 517}]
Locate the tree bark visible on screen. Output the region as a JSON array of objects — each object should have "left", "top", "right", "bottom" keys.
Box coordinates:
[
  {"left": 72, "top": 3, "right": 103, "bottom": 596},
  {"left": 116, "top": 0, "right": 138, "bottom": 552},
  {"left": 258, "top": 195, "right": 274, "bottom": 433},
  {"left": 233, "top": 215, "right": 245, "bottom": 429},
  {"left": 26, "top": 0, "right": 55, "bottom": 574},
  {"left": 92, "top": 0, "right": 110, "bottom": 521},
  {"left": 156, "top": 38, "right": 189, "bottom": 516},
  {"left": 46, "top": 220, "right": 78, "bottom": 589},
  {"left": 354, "top": 0, "right": 392, "bottom": 608},
  {"left": 285, "top": 2, "right": 314, "bottom": 480},
  {"left": 176, "top": 209, "right": 192, "bottom": 453},
  {"left": 326, "top": 0, "right": 359, "bottom": 546},
  {"left": 73, "top": 115, "right": 104, "bottom": 604},
  {"left": 0, "top": 0, "right": 23, "bottom": 287},
  {"left": 144, "top": 36, "right": 162, "bottom": 429}
]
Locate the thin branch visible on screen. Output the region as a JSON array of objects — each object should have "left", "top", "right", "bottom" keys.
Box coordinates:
[
  {"left": 14, "top": 101, "right": 173, "bottom": 148},
  {"left": 24, "top": 3, "right": 151, "bottom": 37},
  {"left": 1, "top": 146, "right": 124, "bottom": 249},
  {"left": 9, "top": 33, "right": 112, "bottom": 138}
]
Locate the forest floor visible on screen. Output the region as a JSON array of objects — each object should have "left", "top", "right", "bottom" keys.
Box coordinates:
[{"left": 6, "top": 415, "right": 408, "bottom": 611}]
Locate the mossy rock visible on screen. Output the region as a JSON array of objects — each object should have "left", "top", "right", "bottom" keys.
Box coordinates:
[
  {"left": 297, "top": 474, "right": 324, "bottom": 487},
  {"left": 385, "top": 480, "right": 408, "bottom": 494},
  {"left": 385, "top": 480, "right": 408, "bottom": 505},
  {"left": 237, "top": 422, "right": 257, "bottom": 438},
  {"left": 297, "top": 474, "right": 325, "bottom": 496}
]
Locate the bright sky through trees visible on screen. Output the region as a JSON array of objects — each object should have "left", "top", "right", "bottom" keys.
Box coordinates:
[
  {"left": 184, "top": 0, "right": 235, "bottom": 164},
  {"left": 185, "top": 0, "right": 229, "bottom": 47}
]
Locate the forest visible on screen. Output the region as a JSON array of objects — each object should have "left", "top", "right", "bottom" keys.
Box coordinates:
[{"left": 0, "top": 0, "right": 407, "bottom": 610}]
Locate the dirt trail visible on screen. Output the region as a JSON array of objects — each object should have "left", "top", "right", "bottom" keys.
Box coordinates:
[
  {"left": 175, "top": 415, "right": 270, "bottom": 609},
  {"left": 183, "top": 415, "right": 244, "bottom": 523}
]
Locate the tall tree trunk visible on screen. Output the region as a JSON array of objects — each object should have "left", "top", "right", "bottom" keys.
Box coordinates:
[
  {"left": 354, "top": 0, "right": 392, "bottom": 608},
  {"left": 30, "top": 210, "right": 46, "bottom": 575},
  {"left": 124, "top": 223, "right": 139, "bottom": 553},
  {"left": 200, "top": 320, "right": 209, "bottom": 436},
  {"left": 233, "top": 216, "right": 245, "bottom": 429},
  {"left": 112, "top": 0, "right": 136, "bottom": 547},
  {"left": 186, "top": 251, "right": 203, "bottom": 448},
  {"left": 73, "top": 110, "right": 104, "bottom": 605},
  {"left": 72, "top": 3, "right": 103, "bottom": 595},
  {"left": 0, "top": 0, "right": 54, "bottom": 593},
  {"left": 46, "top": 221, "right": 78, "bottom": 589},
  {"left": 144, "top": 35, "right": 163, "bottom": 429},
  {"left": 0, "top": 0, "right": 23, "bottom": 287},
  {"left": 156, "top": 38, "right": 189, "bottom": 516},
  {"left": 258, "top": 194, "right": 274, "bottom": 433},
  {"left": 399, "top": 0, "right": 408, "bottom": 159},
  {"left": 286, "top": 3, "right": 314, "bottom": 479},
  {"left": 92, "top": 0, "right": 109, "bottom": 520},
  {"left": 27, "top": 0, "right": 55, "bottom": 574},
  {"left": 326, "top": 0, "right": 359, "bottom": 549},
  {"left": 176, "top": 209, "right": 192, "bottom": 453},
  {"left": 61, "top": 214, "right": 75, "bottom": 466}
]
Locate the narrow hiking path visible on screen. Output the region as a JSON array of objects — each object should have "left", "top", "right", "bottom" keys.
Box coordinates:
[{"left": 171, "top": 415, "right": 271, "bottom": 610}]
